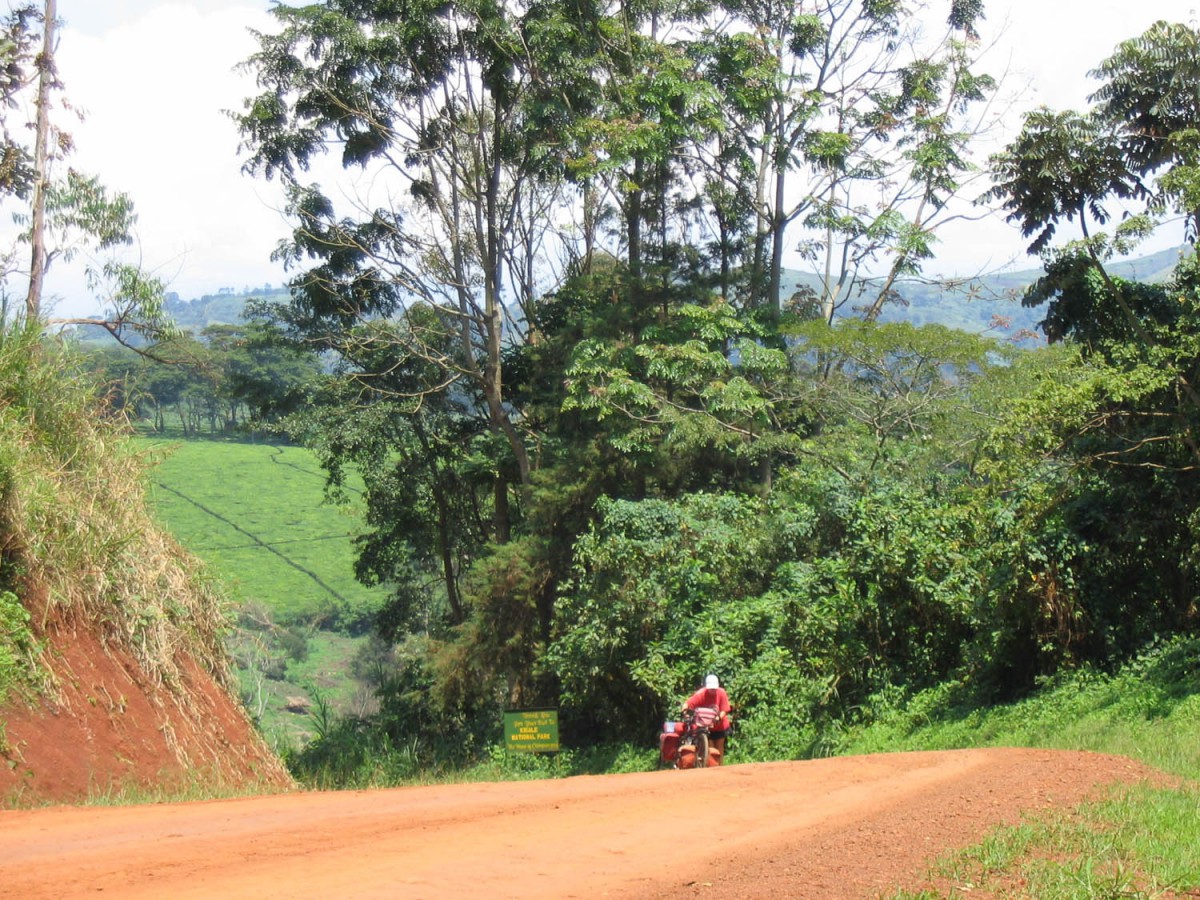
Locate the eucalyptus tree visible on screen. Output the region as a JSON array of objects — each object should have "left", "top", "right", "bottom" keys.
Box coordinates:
[
  {"left": 23, "top": 0, "right": 54, "bottom": 319},
  {"left": 552, "top": 0, "right": 727, "bottom": 307},
  {"left": 689, "top": 0, "right": 993, "bottom": 320},
  {"left": 0, "top": 3, "right": 173, "bottom": 346},
  {"left": 0, "top": 2, "right": 44, "bottom": 315}
]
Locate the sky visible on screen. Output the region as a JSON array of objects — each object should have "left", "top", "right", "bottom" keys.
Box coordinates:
[{"left": 18, "top": 0, "right": 1200, "bottom": 317}]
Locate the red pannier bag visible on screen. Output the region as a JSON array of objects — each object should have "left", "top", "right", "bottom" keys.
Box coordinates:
[
  {"left": 677, "top": 743, "right": 697, "bottom": 769},
  {"left": 659, "top": 731, "right": 680, "bottom": 764}
]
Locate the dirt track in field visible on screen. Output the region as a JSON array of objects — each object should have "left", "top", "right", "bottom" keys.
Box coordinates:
[{"left": 0, "top": 748, "right": 1157, "bottom": 899}]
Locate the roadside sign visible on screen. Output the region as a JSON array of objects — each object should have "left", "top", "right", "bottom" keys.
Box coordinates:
[{"left": 503, "top": 708, "right": 559, "bottom": 752}]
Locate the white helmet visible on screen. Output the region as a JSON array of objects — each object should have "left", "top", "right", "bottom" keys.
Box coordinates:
[{"left": 705, "top": 674, "right": 720, "bottom": 689}]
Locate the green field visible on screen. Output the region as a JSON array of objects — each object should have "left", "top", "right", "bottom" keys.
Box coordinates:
[
  {"left": 141, "top": 434, "right": 384, "bottom": 627},
  {"left": 138, "top": 433, "right": 388, "bottom": 746}
]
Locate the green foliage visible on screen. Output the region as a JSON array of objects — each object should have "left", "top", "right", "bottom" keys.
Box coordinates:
[
  {"left": 545, "top": 465, "right": 988, "bottom": 758},
  {"left": 1020, "top": 245, "right": 1180, "bottom": 346},
  {"left": 0, "top": 589, "right": 34, "bottom": 704},
  {"left": 563, "top": 296, "right": 782, "bottom": 458},
  {"left": 79, "top": 320, "right": 321, "bottom": 437},
  {"left": 474, "top": 741, "right": 656, "bottom": 780},
  {"left": 901, "top": 793, "right": 1200, "bottom": 899},
  {"left": 986, "top": 109, "right": 1137, "bottom": 254},
  {"left": 207, "top": 7, "right": 1200, "bottom": 800},
  {"left": 435, "top": 536, "right": 553, "bottom": 710},
  {"left": 782, "top": 318, "right": 1009, "bottom": 476},
  {"left": 962, "top": 255, "right": 1200, "bottom": 692},
  {"left": 547, "top": 492, "right": 794, "bottom": 728},
  {"left": 1089, "top": 21, "right": 1200, "bottom": 189},
  {"left": 841, "top": 637, "right": 1200, "bottom": 771},
  {"left": 34, "top": 171, "right": 136, "bottom": 261},
  {"left": 0, "top": 5, "right": 40, "bottom": 199},
  {"left": 947, "top": 0, "right": 984, "bottom": 36},
  {"left": 277, "top": 313, "right": 498, "bottom": 635},
  {"left": 284, "top": 632, "right": 506, "bottom": 786},
  {"left": 988, "top": 20, "right": 1200, "bottom": 254},
  {"left": 283, "top": 696, "right": 425, "bottom": 790}
]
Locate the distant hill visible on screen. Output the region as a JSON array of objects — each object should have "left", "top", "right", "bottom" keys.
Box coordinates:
[
  {"left": 785, "top": 244, "right": 1191, "bottom": 340},
  {"left": 162, "top": 285, "right": 291, "bottom": 330},
  {"left": 81, "top": 244, "right": 1195, "bottom": 341}
]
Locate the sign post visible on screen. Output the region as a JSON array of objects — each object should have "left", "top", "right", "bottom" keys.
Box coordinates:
[{"left": 503, "top": 708, "right": 559, "bottom": 753}]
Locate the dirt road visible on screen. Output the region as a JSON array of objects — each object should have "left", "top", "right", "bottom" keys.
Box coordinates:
[{"left": 0, "top": 748, "right": 1153, "bottom": 899}]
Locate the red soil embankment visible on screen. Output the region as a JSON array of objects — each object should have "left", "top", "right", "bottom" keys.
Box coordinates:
[{"left": 1, "top": 611, "right": 290, "bottom": 805}]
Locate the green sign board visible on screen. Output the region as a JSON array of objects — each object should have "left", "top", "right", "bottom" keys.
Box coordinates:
[{"left": 503, "top": 708, "right": 559, "bottom": 752}]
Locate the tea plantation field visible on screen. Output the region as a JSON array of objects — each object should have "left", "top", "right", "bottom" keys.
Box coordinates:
[{"left": 139, "top": 433, "right": 389, "bottom": 747}]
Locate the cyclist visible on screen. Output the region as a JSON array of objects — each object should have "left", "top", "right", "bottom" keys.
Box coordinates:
[{"left": 683, "top": 674, "right": 732, "bottom": 763}]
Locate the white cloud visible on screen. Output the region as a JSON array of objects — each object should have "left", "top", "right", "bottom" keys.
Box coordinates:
[{"left": 990, "top": 0, "right": 1195, "bottom": 110}]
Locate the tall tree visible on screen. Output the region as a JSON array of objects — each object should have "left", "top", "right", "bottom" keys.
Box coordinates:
[
  {"left": 988, "top": 20, "right": 1200, "bottom": 260},
  {"left": 691, "top": 0, "right": 993, "bottom": 320},
  {"left": 24, "top": 0, "right": 54, "bottom": 319},
  {"left": 0, "top": 3, "right": 172, "bottom": 345},
  {"left": 1088, "top": 20, "right": 1200, "bottom": 237},
  {"left": 985, "top": 19, "right": 1200, "bottom": 437},
  {"left": 0, "top": 4, "right": 39, "bottom": 203},
  {"left": 236, "top": 0, "right": 584, "bottom": 540}
]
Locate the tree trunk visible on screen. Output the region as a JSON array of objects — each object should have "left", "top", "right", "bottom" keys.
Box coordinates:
[
  {"left": 436, "top": 498, "right": 464, "bottom": 624},
  {"left": 628, "top": 157, "right": 644, "bottom": 290},
  {"left": 768, "top": 124, "right": 787, "bottom": 315},
  {"left": 24, "top": 0, "right": 56, "bottom": 321}
]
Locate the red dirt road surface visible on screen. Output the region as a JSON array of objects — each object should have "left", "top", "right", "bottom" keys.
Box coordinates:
[{"left": 0, "top": 748, "right": 1154, "bottom": 899}]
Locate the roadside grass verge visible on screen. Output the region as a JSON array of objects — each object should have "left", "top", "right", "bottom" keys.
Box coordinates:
[
  {"left": 286, "top": 734, "right": 659, "bottom": 792},
  {"left": 79, "top": 769, "right": 295, "bottom": 808},
  {"left": 856, "top": 637, "right": 1200, "bottom": 898},
  {"left": 0, "top": 328, "right": 232, "bottom": 701},
  {"left": 891, "top": 784, "right": 1200, "bottom": 898}
]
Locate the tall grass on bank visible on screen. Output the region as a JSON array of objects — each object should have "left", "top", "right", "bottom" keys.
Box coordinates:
[
  {"left": 0, "top": 325, "right": 235, "bottom": 698},
  {"left": 840, "top": 637, "right": 1200, "bottom": 778}
]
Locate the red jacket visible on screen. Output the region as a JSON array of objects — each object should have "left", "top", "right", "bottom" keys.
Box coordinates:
[{"left": 684, "top": 686, "right": 731, "bottom": 732}]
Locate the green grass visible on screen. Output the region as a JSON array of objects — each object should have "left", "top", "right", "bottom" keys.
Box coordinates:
[
  {"left": 897, "top": 786, "right": 1200, "bottom": 898},
  {"left": 849, "top": 638, "right": 1200, "bottom": 898},
  {"left": 136, "top": 432, "right": 388, "bottom": 746},
  {"left": 140, "top": 433, "right": 386, "bottom": 628},
  {"left": 78, "top": 769, "right": 292, "bottom": 807},
  {"left": 236, "top": 629, "right": 369, "bottom": 749}
]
